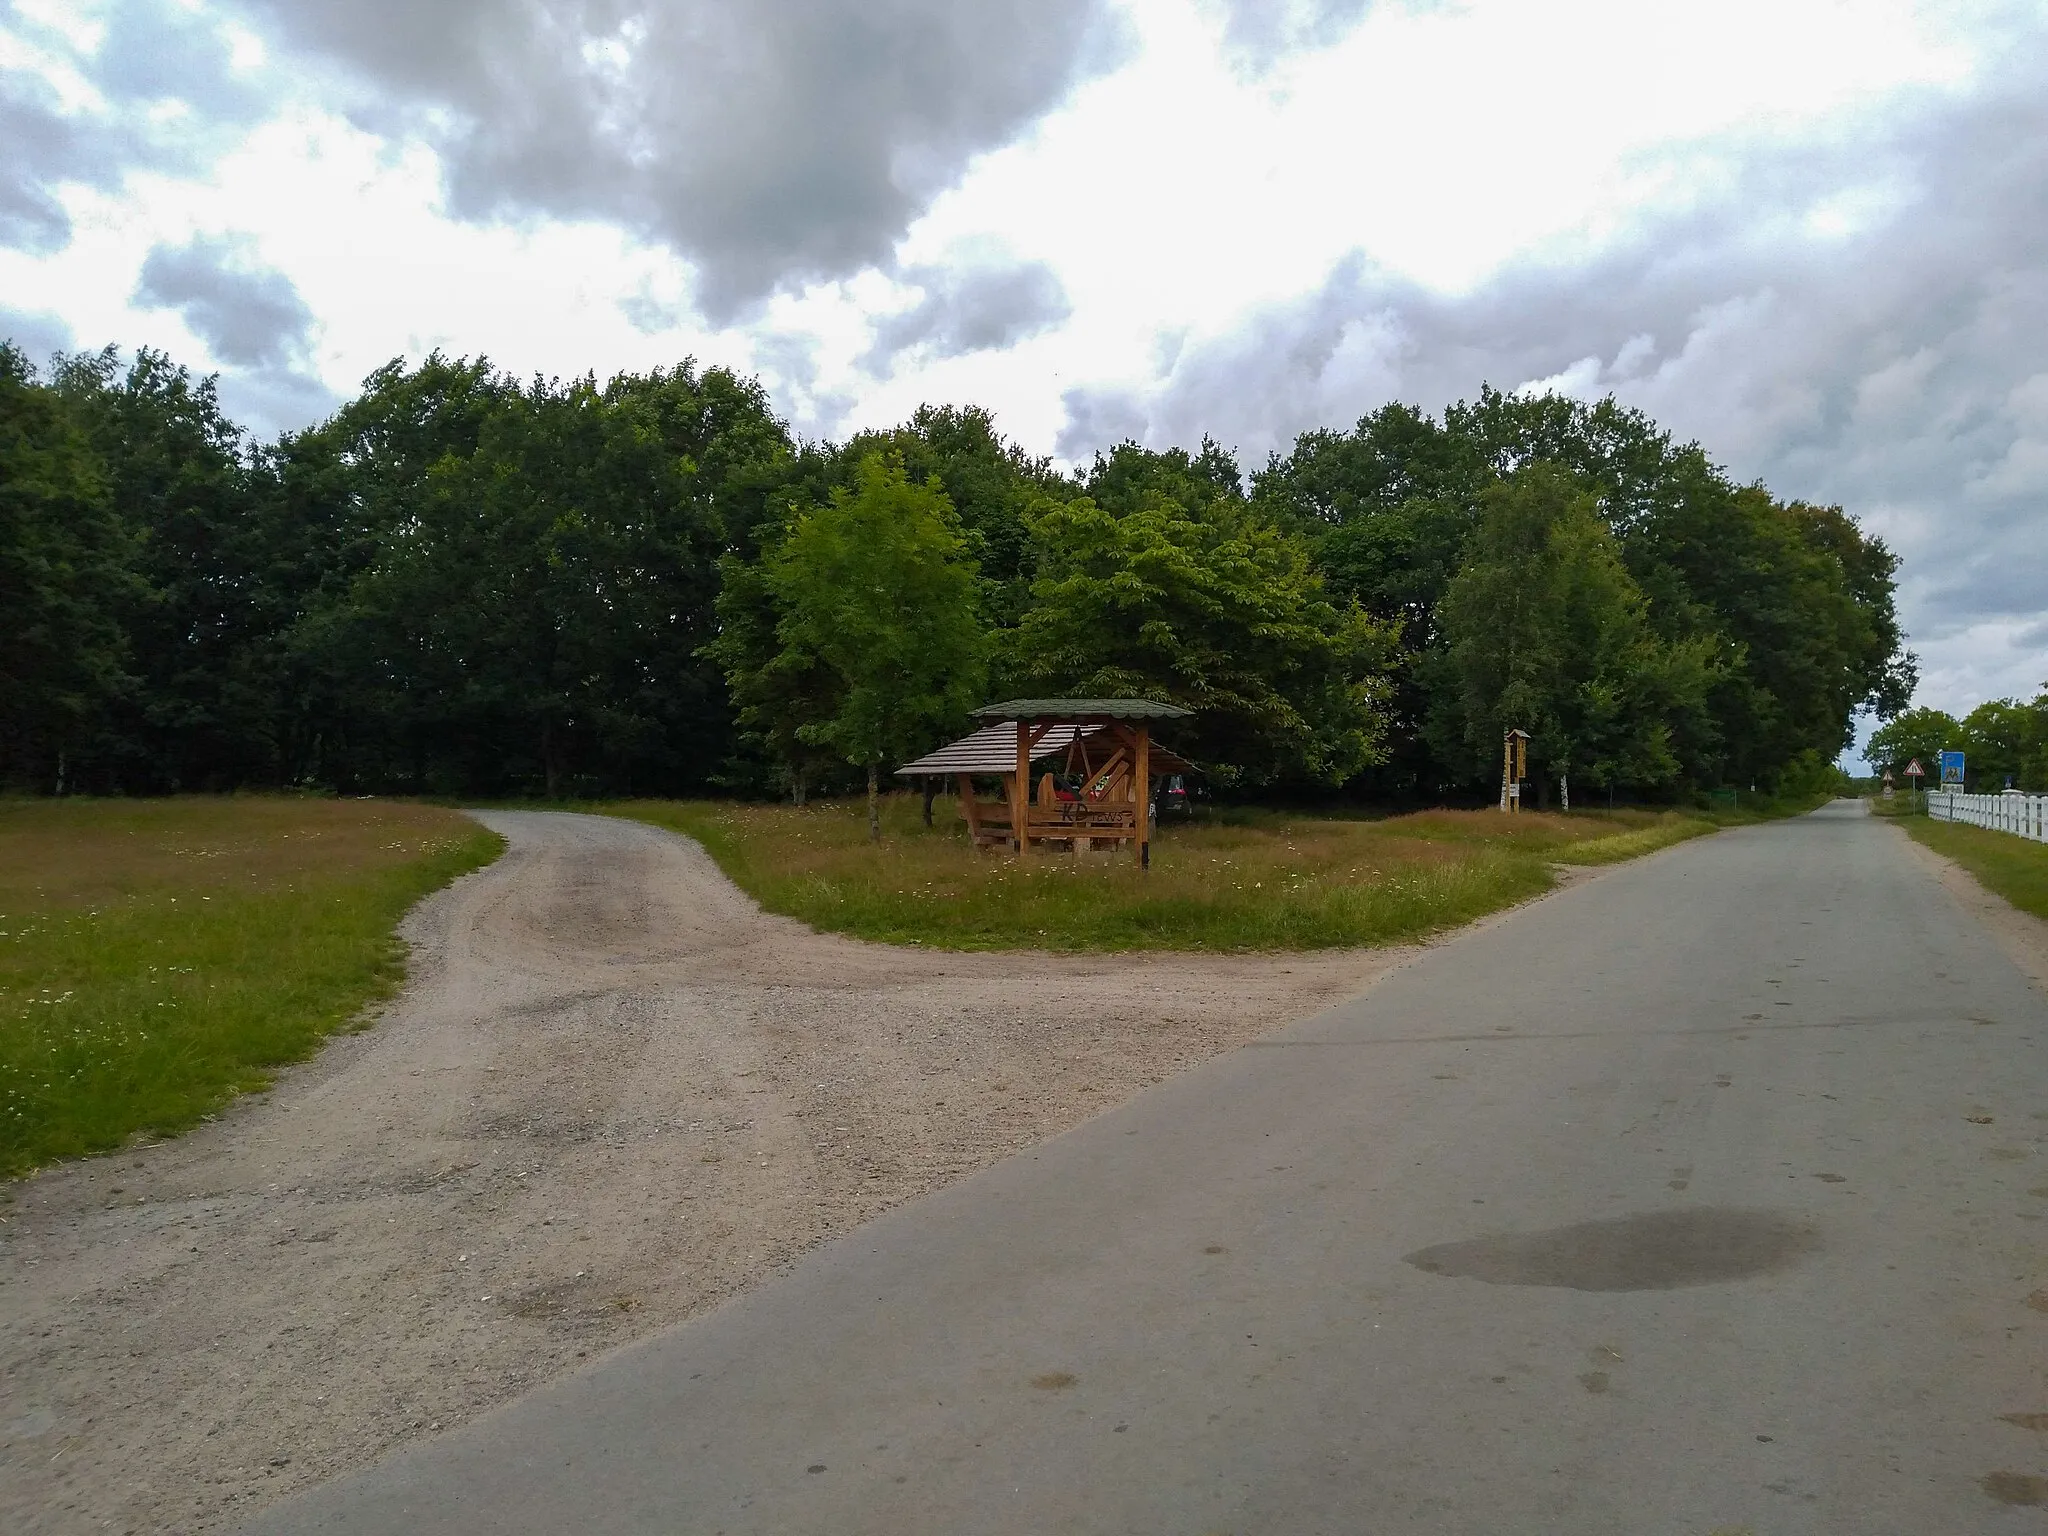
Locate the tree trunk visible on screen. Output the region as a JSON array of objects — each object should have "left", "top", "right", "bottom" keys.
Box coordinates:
[
  {"left": 542, "top": 718, "right": 561, "bottom": 799},
  {"left": 792, "top": 764, "right": 807, "bottom": 807},
  {"left": 867, "top": 760, "right": 881, "bottom": 843},
  {"left": 1560, "top": 772, "right": 1570, "bottom": 812},
  {"left": 921, "top": 779, "right": 937, "bottom": 827},
  {"left": 53, "top": 750, "right": 67, "bottom": 798}
]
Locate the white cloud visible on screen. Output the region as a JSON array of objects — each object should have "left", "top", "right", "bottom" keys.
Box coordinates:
[{"left": 1, "top": 0, "right": 2039, "bottom": 720}]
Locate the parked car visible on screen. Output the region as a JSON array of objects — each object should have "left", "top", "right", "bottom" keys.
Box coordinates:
[{"left": 1157, "top": 774, "right": 1192, "bottom": 819}]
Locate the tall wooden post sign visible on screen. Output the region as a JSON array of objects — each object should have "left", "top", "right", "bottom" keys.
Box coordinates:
[{"left": 1501, "top": 728, "right": 1531, "bottom": 813}]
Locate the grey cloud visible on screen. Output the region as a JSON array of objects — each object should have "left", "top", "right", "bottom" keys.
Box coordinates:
[
  {"left": 0, "top": 75, "right": 85, "bottom": 253},
  {"left": 134, "top": 235, "right": 317, "bottom": 372},
  {"left": 1, "top": 0, "right": 272, "bottom": 253},
  {"left": 1057, "top": 51, "right": 2048, "bottom": 712},
  {"left": 750, "top": 330, "right": 854, "bottom": 444},
  {"left": 618, "top": 284, "right": 684, "bottom": 337},
  {"left": 865, "top": 260, "right": 1071, "bottom": 373},
  {"left": 0, "top": 304, "right": 75, "bottom": 363},
  {"left": 1058, "top": 388, "right": 1150, "bottom": 458},
  {"left": 233, "top": 0, "right": 1126, "bottom": 318},
  {"left": 211, "top": 367, "right": 340, "bottom": 444}
]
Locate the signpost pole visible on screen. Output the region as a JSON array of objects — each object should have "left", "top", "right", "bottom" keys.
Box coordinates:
[{"left": 1502, "top": 729, "right": 1531, "bottom": 814}]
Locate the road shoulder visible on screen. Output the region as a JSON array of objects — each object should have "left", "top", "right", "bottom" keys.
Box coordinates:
[{"left": 1887, "top": 819, "right": 2048, "bottom": 991}]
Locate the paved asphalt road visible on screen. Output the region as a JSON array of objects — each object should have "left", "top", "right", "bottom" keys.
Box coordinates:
[{"left": 248, "top": 803, "right": 2048, "bottom": 1534}]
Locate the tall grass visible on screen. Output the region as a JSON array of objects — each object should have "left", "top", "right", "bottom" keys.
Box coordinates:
[
  {"left": 610, "top": 796, "right": 1712, "bottom": 953},
  {"left": 0, "top": 798, "right": 501, "bottom": 1176}
]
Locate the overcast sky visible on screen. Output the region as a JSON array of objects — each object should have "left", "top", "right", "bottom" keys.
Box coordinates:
[{"left": 5, "top": 0, "right": 2044, "bottom": 740}]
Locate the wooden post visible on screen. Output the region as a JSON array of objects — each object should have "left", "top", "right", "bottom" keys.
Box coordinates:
[
  {"left": 1012, "top": 719, "right": 1031, "bottom": 856},
  {"left": 1134, "top": 721, "right": 1152, "bottom": 869},
  {"left": 957, "top": 773, "right": 979, "bottom": 845}
]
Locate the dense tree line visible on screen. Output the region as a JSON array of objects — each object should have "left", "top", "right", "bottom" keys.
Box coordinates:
[
  {"left": 1868, "top": 693, "right": 2048, "bottom": 792},
  {"left": 2, "top": 340, "right": 1911, "bottom": 804}
]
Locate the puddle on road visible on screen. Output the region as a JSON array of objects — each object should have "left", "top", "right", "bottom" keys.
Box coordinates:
[{"left": 1405, "top": 1208, "right": 1818, "bottom": 1291}]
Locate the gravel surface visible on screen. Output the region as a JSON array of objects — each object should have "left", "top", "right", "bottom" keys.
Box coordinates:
[
  {"left": 1, "top": 810, "right": 1426, "bottom": 1535},
  {"left": 236, "top": 798, "right": 2048, "bottom": 1536}
]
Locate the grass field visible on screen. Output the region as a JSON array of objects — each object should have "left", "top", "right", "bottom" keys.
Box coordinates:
[
  {"left": 1885, "top": 807, "right": 2048, "bottom": 922},
  {"left": 0, "top": 797, "right": 501, "bottom": 1177},
  {"left": 610, "top": 795, "right": 1727, "bottom": 953}
]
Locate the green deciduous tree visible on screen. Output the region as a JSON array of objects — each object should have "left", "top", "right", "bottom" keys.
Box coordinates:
[
  {"left": 764, "top": 454, "right": 986, "bottom": 839},
  {"left": 705, "top": 541, "right": 845, "bottom": 804},
  {"left": 50, "top": 347, "right": 281, "bottom": 790},
  {"left": 1428, "top": 464, "right": 1716, "bottom": 801},
  {"left": 843, "top": 404, "right": 1067, "bottom": 626},
  {"left": 1960, "top": 694, "right": 2048, "bottom": 791},
  {"left": 1255, "top": 386, "right": 1914, "bottom": 797},
  {"left": 1866, "top": 705, "right": 1964, "bottom": 784},
  {"left": 0, "top": 344, "right": 136, "bottom": 789},
  {"left": 0, "top": 319, "right": 1920, "bottom": 807},
  {"left": 1251, "top": 403, "right": 1493, "bottom": 796},
  {"left": 1868, "top": 694, "right": 2048, "bottom": 793},
  {"left": 1009, "top": 480, "right": 1395, "bottom": 787},
  {"left": 306, "top": 359, "right": 791, "bottom": 795}
]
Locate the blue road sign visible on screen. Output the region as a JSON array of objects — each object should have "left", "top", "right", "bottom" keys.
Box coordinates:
[{"left": 1939, "top": 749, "right": 1966, "bottom": 787}]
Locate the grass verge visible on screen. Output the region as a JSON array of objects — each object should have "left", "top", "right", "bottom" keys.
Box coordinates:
[
  {"left": 1889, "top": 812, "right": 2048, "bottom": 922},
  {"left": 1549, "top": 816, "right": 1720, "bottom": 865},
  {"left": 608, "top": 796, "right": 1729, "bottom": 953},
  {"left": 0, "top": 797, "right": 501, "bottom": 1177}
]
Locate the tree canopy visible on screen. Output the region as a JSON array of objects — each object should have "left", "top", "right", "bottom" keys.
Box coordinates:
[
  {"left": 1427, "top": 464, "right": 1716, "bottom": 798},
  {"left": 0, "top": 336, "right": 1915, "bottom": 806},
  {"left": 758, "top": 454, "right": 985, "bottom": 837},
  {"left": 1869, "top": 694, "right": 2048, "bottom": 791},
  {"left": 1008, "top": 462, "right": 1393, "bottom": 787}
]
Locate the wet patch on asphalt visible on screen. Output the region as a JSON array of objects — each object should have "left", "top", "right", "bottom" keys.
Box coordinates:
[{"left": 1404, "top": 1208, "right": 1818, "bottom": 1291}]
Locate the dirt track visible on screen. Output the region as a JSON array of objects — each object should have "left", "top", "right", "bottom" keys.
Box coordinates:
[{"left": 1, "top": 810, "right": 1423, "bottom": 1534}]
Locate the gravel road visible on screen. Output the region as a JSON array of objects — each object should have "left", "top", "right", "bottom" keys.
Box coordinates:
[{"left": 1, "top": 810, "right": 1420, "bottom": 1535}]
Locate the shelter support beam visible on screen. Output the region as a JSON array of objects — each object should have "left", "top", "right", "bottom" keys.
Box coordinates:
[
  {"left": 1135, "top": 723, "right": 1151, "bottom": 870},
  {"left": 1013, "top": 724, "right": 1030, "bottom": 855},
  {"left": 957, "top": 775, "right": 980, "bottom": 844}
]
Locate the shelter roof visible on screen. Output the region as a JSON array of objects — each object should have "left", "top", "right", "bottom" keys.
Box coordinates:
[
  {"left": 972, "top": 697, "right": 1193, "bottom": 721},
  {"left": 897, "top": 722, "right": 1195, "bottom": 778}
]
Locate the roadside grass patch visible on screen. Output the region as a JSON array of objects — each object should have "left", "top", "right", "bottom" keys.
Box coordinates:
[
  {"left": 1551, "top": 814, "right": 1723, "bottom": 866},
  {"left": 1891, "top": 813, "right": 2048, "bottom": 922},
  {"left": 0, "top": 797, "right": 501, "bottom": 1176},
  {"left": 608, "top": 797, "right": 1717, "bottom": 953}
]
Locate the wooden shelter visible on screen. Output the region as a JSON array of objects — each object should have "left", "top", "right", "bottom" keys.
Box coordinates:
[{"left": 896, "top": 699, "right": 1194, "bottom": 867}]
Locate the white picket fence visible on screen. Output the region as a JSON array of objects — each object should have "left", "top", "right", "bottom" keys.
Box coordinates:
[{"left": 1928, "top": 791, "right": 2048, "bottom": 843}]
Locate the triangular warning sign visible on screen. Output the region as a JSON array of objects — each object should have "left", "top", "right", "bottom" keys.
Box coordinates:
[{"left": 1904, "top": 758, "right": 1924, "bottom": 776}]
